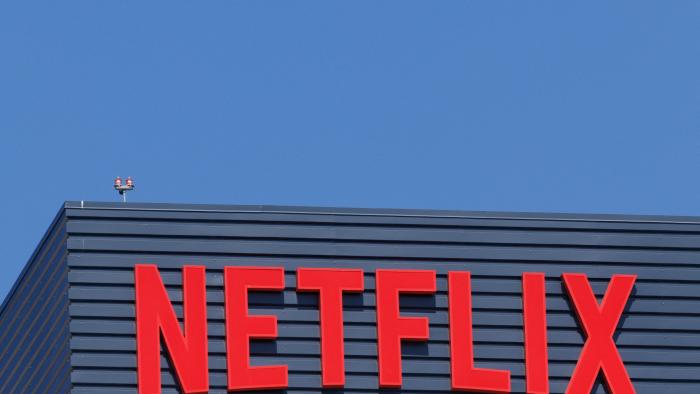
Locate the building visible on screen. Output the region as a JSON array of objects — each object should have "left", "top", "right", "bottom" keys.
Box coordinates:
[{"left": 1, "top": 201, "right": 699, "bottom": 393}]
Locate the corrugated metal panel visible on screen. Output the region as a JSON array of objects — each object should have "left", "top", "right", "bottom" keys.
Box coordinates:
[
  {"left": 0, "top": 210, "right": 71, "bottom": 393},
  {"left": 62, "top": 202, "right": 700, "bottom": 393}
]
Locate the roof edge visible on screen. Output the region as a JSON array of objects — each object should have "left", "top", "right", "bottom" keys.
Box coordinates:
[{"left": 64, "top": 200, "right": 700, "bottom": 225}]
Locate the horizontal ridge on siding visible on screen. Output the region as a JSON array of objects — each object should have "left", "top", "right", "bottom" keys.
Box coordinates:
[
  {"left": 66, "top": 219, "right": 700, "bottom": 249},
  {"left": 64, "top": 203, "right": 700, "bottom": 393},
  {"left": 66, "top": 235, "right": 700, "bottom": 267},
  {"left": 68, "top": 254, "right": 700, "bottom": 282}
]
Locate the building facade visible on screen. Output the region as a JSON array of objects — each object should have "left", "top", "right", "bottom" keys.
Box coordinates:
[{"left": 1, "top": 201, "right": 699, "bottom": 393}]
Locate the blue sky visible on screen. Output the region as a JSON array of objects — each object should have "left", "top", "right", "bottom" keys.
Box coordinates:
[{"left": 1, "top": 1, "right": 699, "bottom": 299}]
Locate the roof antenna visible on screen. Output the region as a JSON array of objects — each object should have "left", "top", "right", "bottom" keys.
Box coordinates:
[{"left": 113, "top": 176, "right": 135, "bottom": 203}]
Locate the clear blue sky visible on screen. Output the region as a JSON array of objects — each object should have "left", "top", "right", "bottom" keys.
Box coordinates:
[{"left": 1, "top": 1, "right": 699, "bottom": 299}]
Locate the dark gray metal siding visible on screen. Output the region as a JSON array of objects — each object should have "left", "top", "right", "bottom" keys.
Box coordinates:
[
  {"left": 10, "top": 201, "right": 700, "bottom": 393},
  {"left": 0, "top": 210, "right": 71, "bottom": 393}
]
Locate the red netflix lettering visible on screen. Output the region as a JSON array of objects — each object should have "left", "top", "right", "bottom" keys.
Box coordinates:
[
  {"left": 522, "top": 273, "right": 549, "bottom": 394},
  {"left": 225, "top": 267, "right": 288, "bottom": 391},
  {"left": 448, "top": 271, "right": 510, "bottom": 392},
  {"left": 375, "top": 269, "right": 436, "bottom": 388},
  {"left": 135, "top": 264, "right": 209, "bottom": 394},
  {"left": 296, "top": 268, "right": 364, "bottom": 387},
  {"left": 562, "top": 273, "right": 636, "bottom": 394},
  {"left": 133, "top": 265, "right": 637, "bottom": 393}
]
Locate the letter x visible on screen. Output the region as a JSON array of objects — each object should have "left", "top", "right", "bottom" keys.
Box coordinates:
[{"left": 562, "top": 273, "right": 636, "bottom": 394}]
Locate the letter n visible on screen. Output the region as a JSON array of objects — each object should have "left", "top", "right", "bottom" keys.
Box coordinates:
[{"left": 135, "top": 264, "right": 209, "bottom": 394}]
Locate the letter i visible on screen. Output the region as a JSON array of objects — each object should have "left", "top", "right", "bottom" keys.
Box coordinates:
[{"left": 523, "top": 273, "right": 549, "bottom": 394}]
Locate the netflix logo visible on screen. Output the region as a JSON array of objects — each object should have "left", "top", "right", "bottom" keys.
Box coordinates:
[{"left": 134, "top": 265, "right": 636, "bottom": 394}]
